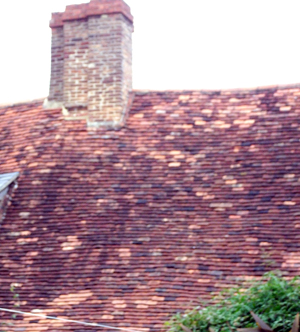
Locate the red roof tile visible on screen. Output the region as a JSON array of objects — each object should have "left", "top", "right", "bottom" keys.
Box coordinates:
[{"left": 1, "top": 86, "right": 300, "bottom": 331}]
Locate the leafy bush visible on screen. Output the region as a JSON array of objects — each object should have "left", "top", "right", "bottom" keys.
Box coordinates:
[{"left": 166, "top": 272, "right": 300, "bottom": 332}]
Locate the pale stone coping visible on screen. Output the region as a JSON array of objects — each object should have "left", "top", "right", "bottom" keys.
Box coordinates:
[{"left": 43, "top": 98, "right": 64, "bottom": 110}]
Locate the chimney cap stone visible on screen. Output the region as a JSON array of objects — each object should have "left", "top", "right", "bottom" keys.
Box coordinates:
[{"left": 50, "top": 0, "right": 133, "bottom": 28}]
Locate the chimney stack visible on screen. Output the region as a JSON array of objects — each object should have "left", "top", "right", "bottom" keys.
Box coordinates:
[{"left": 45, "top": 0, "right": 134, "bottom": 128}]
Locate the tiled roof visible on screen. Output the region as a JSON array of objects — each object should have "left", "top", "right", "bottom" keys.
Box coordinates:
[{"left": 0, "top": 86, "right": 300, "bottom": 331}]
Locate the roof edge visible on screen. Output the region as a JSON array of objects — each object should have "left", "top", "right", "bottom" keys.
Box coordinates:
[
  {"left": 1, "top": 82, "right": 300, "bottom": 109},
  {"left": 0, "top": 98, "right": 44, "bottom": 110},
  {"left": 133, "top": 82, "right": 300, "bottom": 95}
]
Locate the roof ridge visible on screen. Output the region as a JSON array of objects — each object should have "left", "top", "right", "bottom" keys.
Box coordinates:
[
  {"left": 133, "top": 82, "right": 300, "bottom": 94},
  {"left": 2, "top": 81, "right": 300, "bottom": 108},
  {"left": 0, "top": 98, "right": 44, "bottom": 110}
]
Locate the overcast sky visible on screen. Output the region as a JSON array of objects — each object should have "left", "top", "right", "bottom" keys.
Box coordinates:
[{"left": 1, "top": 0, "right": 300, "bottom": 105}]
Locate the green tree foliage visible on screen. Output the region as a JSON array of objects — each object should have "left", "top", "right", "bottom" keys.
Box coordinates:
[{"left": 166, "top": 272, "right": 300, "bottom": 332}]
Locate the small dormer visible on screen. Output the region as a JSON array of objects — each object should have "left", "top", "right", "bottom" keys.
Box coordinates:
[{"left": 0, "top": 172, "right": 19, "bottom": 224}]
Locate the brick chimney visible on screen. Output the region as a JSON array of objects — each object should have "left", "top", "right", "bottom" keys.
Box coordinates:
[{"left": 45, "top": 0, "right": 134, "bottom": 128}]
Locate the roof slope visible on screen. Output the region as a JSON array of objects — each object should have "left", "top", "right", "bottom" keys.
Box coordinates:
[{"left": 1, "top": 86, "right": 300, "bottom": 331}]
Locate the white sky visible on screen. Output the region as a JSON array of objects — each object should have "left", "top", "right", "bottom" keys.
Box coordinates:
[{"left": 1, "top": 0, "right": 300, "bottom": 105}]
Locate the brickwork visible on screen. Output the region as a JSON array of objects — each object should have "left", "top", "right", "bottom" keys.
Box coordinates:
[
  {"left": 88, "top": 14, "right": 133, "bottom": 124},
  {"left": 63, "top": 19, "right": 89, "bottom": 109},
  {"left": 47, "top": 0, "right": 133, "bottom": 127},
  {"left": 49, "top": 26, "right": 64, "bottom": 102},
  {"left": 121, "top": 15, "right": 133, "bottom": 122}
]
